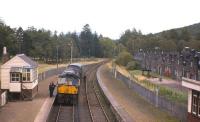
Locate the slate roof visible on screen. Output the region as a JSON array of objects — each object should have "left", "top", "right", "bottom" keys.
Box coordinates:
[
  {"left": 1, "top": 54, "right": 38, "bottom": 68},
  {"left": 17, "top": 54, "right": 38, "bottom": 67}
]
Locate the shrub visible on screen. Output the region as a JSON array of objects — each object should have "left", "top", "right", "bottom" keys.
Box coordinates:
[
  {"left": 126, "top": 61, "right": 140, "bottom": 70},
  {"left": 115, "top": 51, "right": 133, "bottom": 66}
]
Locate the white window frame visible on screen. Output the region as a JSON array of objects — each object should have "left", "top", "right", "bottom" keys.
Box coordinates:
[
  {"left": 11, "top": 73, "right": 20, "bottom": 82},
  {"left": 198, "top": 95, "right": 200, "bottom": 117},
  {"left": 22, "top": 68, "right": 31, "bottom": 82},
  {"left": 192, "top": 94, "right": 197, "bottom": 114},
  {"left": 32, "top": 68, "right": 38, "bottom": 81}
]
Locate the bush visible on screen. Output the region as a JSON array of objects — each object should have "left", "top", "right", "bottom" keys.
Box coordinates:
[
  {"left": 126, "top": 61, "right": 140, "bottom": 70},
  {"left": 115, "top": 51, "right": 133, "bottom": 66}
]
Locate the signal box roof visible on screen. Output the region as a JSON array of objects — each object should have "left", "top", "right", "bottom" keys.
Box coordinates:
[{"left": 1, "top": 54, "right": 38, "bottom": 68}]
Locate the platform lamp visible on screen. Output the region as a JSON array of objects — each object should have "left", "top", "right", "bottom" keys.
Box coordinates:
[
  {"left": 68, "top": 41, "right": 73, "bottom": 64},
  {"left": 179, "top": 54, "right": 184, "bottom": 78},
  {"left": 56, "top": 45, "right": 59, "bottom": 69},
  {"left": 159, "top": 50, "right": 165, "bottom": 82},
  {"left": 139, "top": 49, "right": 145, "bottom": 75},
  {"left": 194, "top": 51, "right": 200, "bottom": 80}
]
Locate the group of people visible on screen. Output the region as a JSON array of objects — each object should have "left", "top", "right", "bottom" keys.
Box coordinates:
[{"left": 49, "top": 82, "right": 56, "bottom": 97}]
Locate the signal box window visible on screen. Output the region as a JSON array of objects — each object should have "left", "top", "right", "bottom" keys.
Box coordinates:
[
  {"left": 11, "top": 73, "right": 20, "bottom": 82},
  {"left": 22, "top": 68, "right": 31, "bottom": 82}
]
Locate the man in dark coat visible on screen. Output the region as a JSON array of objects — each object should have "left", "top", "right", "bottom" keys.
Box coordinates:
[{"left": 49, "top": 82, "right": 55, "bottom": 97}]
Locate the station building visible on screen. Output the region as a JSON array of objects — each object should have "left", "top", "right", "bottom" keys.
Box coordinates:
[
  {"left": 0, "top": 54, "right": 38, "bottom": 100},
  {"left": 182, "top": 77, "right": 200, "bottom": 121}
]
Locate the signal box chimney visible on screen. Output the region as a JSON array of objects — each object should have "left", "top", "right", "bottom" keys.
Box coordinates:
[{"left": 2, "top": 46, "right": 9, "bottom": 64}]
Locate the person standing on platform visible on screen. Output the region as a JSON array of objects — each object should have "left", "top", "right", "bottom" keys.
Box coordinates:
[{"left": 49, "top": 82, "right": 55, "bottom": 97}]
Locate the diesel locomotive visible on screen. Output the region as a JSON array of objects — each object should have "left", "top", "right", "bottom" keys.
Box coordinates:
[{"left": 56, "top": 63, "right": 82, "bottom": 104}]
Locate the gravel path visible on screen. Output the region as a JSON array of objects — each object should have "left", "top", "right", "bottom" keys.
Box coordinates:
[
  {"left": 99, "top": 65, "right": 179, "bottom": 122},
  {"left": 0, "top": 76, "right": 57, "bottom": 122}
]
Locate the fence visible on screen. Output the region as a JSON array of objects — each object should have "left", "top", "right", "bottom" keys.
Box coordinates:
[
  {"left": 38, "top": 67, "right": 66, "bottom": 81},
  {"left": 116, "top": 71, "right": 187, "bottom": 122}
]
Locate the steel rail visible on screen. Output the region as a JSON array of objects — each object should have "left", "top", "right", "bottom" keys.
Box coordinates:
[
  {"left": 85, "top": 61, "right": 109, "bottom": 122},
  {"left": 55, "top": 104, "right": 74, "bottom": 122},
  {"left": 55, "top": 105, "right": 61, "bottom": 122},
  {"left": 92, "top": 75, "right": 110, "bottom": 122}
]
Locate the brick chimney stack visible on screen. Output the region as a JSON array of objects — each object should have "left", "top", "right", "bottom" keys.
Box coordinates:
[
  {"left": 3, "top": 46, "right": 7, "bottom": 55},
  {"left": 2, "top": 46, "right": 9, "bottom": 64}
]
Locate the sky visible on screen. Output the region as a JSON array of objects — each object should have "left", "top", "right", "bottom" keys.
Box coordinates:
[{"left": 0, "top": 0, "right": 200, "bottom": 39}]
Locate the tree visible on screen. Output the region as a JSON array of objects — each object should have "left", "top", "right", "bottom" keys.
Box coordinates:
[
  {"left": 0, "top": 23, "right": 18, "bottom": 57},
  {"left": 180, "top": 28, "right": 191, "bottom": 41},
  {"left": 159, "top": 39, "right": 177, "bottom": 51},
  {"left": 99, "top": 37, "right": 115, "bottom": 57},
  {"left": 16, "top": 27, "right": 24, "bottom": 53},
  {"left": 0, "top": 18, "right": 4, "bottom": 25},
  {"left": 116, "top": 51, "right": 133, "bottom": 66},
  {"left": 80, "top": 24, "right": 93, "bottom": 57}
]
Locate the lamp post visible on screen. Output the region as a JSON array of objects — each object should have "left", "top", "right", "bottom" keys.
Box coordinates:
[
  {"left": 68, "top": 41, "right": 73, "bottom": 64},
  {"left": 154, "top": 47, "right": 162, "bottom": 81},
  {"left": 194, "top": 52, "right": 199, "bottom": 80},
  {"left": 71, "top": 42, "right": 73, "bottom": 64},
  {"left": 159, "top": 51, "right": 164, "bottom": 82},
  {"left": 56, "top": 46, "right": 58, "bottom": 69}
]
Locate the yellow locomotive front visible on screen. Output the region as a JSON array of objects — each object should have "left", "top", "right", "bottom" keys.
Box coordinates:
[
  {"left": 56, "top": 70, "right": 80, "bottom": 104},
  {"left": 57, "top": 76, "right": 80, "bottom": 94}
]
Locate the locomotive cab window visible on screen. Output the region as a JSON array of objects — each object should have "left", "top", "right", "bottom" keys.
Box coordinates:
[{"left": 58, "top": 76, "right": 79, "bottom": 86}]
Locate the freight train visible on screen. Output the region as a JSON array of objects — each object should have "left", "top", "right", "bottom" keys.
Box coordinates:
[{"left": 56, "top": 63, "right": 82, "bottom": 104}]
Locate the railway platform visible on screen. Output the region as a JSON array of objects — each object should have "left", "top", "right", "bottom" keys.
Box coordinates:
[
  {"left": 0, "top": 76, "right": 57, "bottom": 122},
  {"left": 98, "top": 64, "right": 179, "bottom": 122}
]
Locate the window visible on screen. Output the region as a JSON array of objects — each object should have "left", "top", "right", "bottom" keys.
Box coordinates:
[
  {"left": 192, "top": 94, "right": 198, "bottom": 114},
  {"left": 32, "top": 68, "right": 37, "bottom": 81},
  {"left": 192, "top": 90, "right": 200, "bottom": 117},
  {"left": 22, "top": 68, "right": 31, "bottom": 82},
  {"left": 11, "top": 73, "right": 20, "bottom": 82},
  {"left": 198, "top": 96, "right": 200, "bottom": 117}
]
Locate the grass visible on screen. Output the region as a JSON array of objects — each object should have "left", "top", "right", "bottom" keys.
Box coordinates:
[
  {"left": 129, "top": 69, "right": 187, "bottom": 104},
  {"left": 38, "top": 63, "right": 67, "bottom": 73},
  {"left": 38, "top": 59, "right": 102, "bottom": 73},
  {"left": 159, "top": 86, "right": 187, "bottom": 104},
  {"left": 130, "top": 70, "right": 142, "bottom": 75}
]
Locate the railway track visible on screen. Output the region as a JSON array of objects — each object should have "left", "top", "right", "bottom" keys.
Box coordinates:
[
  {"left": 48, "top": 103, "right": 77, "bottom": 122},
  {"left": 48, "top": 62, "right": 111, "bottom": 122},
  {"left": 55, "top": 105, "right": 74, "bottom": 122},
  {"left": 85, "top": 62, "right": 110, "bottom": 122}
]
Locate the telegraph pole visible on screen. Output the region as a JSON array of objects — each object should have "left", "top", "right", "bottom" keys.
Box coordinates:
[
  {"left": 56, "top": 46, "right": 58, "bottom": 69},
  {"left": 70, "top": 42, "right": 73, "bottom": 64}
]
